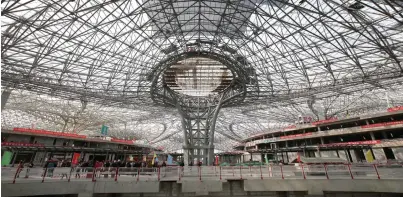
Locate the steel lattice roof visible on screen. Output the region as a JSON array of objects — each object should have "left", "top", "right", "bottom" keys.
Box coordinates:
[{"left": 1, "top": 0, "right": 403, "bottom": 152}]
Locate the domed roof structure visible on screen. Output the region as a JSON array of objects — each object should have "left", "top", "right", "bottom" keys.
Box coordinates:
[{"left": 2, "top": 0, "right": 403, "bottom": 152}]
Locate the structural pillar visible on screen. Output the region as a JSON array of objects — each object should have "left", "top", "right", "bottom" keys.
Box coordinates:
[
  {"left": 317, "top": 148, "right": 322, "bottom": 157},
  {"left": 370, "top": 132, "right": 376, "bottom": 140},
  {"left": 11, "top": 151, "right": 19, "bottom": 166},
  {"left": 370, "top": 147, "right": 376, "bottom": 160},
  {"left": 29, "top": 151, "right": 37, "bottom": 163},
  {"left": 382, "top": 131, "right": 388, "bottom": 139},
  {"left": 177, "top": 95, "right": 223, "bottom": 166},
  {"left": 40, "top": 151, "right": 48, "bottom": 167}
]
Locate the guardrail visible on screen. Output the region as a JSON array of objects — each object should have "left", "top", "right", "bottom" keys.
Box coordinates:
[{"left": 2, "top": 164, "right": 403, "bottom": 184}]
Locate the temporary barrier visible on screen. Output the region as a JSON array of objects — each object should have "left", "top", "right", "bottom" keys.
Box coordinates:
[
  {"left": 13, "top": 128, "right": 86, "bottom": 138},
  {"left": 312, "top": 118, "right": 338, "bottom": 125},
  {"left": 319, "top": 140, "right": 381, "bottom": 147},
  {"left": 1, "top": 142, "right": 44, "bottom": 147},
  {"left": 111, "top": 138, "right": 135, "bottom": 144},
  {"left": 361, "top": 121, "right": 403, "bottom": 129},
  {"left": 387, "top": 106, "right": 403, "bottom": 112},
  {"left": 280, "top": 132, "right": 312, "bottom": 139}
]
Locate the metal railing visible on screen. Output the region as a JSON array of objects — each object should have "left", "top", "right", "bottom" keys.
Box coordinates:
[{"left": 2, "top": 164, "right": 403, "bottom": 184}]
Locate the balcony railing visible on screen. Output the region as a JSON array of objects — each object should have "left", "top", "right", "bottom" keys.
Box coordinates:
[{"left": 2, "top": 164, "right": 403, "bottom": 184}]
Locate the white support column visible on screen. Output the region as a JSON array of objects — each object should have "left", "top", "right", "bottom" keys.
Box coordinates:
[
  {"left": 316, "top": 148, "right": 322, "bottom": 158},
  {"left": 183, "top": 148, "right": 189, "bottom": 166}
]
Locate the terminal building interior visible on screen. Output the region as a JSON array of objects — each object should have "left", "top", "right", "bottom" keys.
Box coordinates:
[{"left": 1, "top": 0, "right": 403, "bottom": 197}]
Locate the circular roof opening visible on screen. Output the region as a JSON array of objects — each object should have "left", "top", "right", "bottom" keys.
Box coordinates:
[{"left": 164, "top": 57, "right": 233, "bottom": 97}]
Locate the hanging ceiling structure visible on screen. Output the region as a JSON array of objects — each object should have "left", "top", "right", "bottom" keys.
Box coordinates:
[{"left": 1, "top": 0, "right": 403, "bottom": 152}]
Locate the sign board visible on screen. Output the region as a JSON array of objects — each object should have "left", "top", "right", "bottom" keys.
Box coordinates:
[
  {"left": 72, "top": 153, "right": 80, "bottom": 165},
  {"left": 101, "top": 125, "right": 108, "bottom": 135},
  {"left": 1, "top": 151, "right": 12, "bottom": 166}
]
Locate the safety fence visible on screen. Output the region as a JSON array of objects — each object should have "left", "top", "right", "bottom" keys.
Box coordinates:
[{"left": 2, "top": 164, "right": 403, "bottom": 184}]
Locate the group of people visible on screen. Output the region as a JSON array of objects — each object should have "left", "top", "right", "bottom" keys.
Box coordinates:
[
  {"left": 16, "top": 159, "right": 169, "bottom": 179},
  {"left": 72, "top": 160, "right": 168, "bottom": 178},
  {"left": 188, "top": 161, "right": 203, "bottom": 166},
  {"left": 74, "top": 159, "right": 167, "bottom": 169}
]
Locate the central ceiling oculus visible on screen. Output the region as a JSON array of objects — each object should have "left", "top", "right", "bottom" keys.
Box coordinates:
[{"left": 163, "top": 57, "right": 233, "bottom": 97}]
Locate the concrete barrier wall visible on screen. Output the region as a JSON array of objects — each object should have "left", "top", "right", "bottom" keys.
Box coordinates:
[
  {"left": 392, "top": 147, "right": 403, "bottom": 160},
  {"left": 2, "top": 180, "right": 403, "bottom": 197},
  {"left": 372, "top": 148, "right": 387, "bottom": 162}
]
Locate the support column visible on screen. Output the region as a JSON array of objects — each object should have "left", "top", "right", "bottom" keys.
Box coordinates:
[
  {"left": 382, "top": 131, "right": 388, "bottom": 139},
  {"left": 176, "top": 95, "right": 224, "bottom": 166},
  {"left": 11, "top": 151, "right": 19, "bottom": 166},
  {"left": 48, "top": 152, "right": 53, "bottom": 160},
  {"left": 1, "top": 89, "right": 12, "bottom": 111},
  {"left": 317, "top": 148, "right": 322, "bottom": 157},
  {"left": 30, "top": 151, "right": 37, "bottom": 163},
  {"left": 183, "top": 148, "right": 190, "bottom": 165},
  {"left": 370, "top": 147, "right": 376, "bottom": 160},
  {"left": 40, "top": 151, "right": 47, "bottom": 167},
  {"left": 320, "top": 137, "right": 324, "bottom": 145},
  {"left": 345, "top": 148, "right": 352, "bottom": 163},
  {"left": 281, "top": 152, "right": 284, "bottom": 162},
  {"left": 370, "top": 132, "right": 376, "bottom": 140}
]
